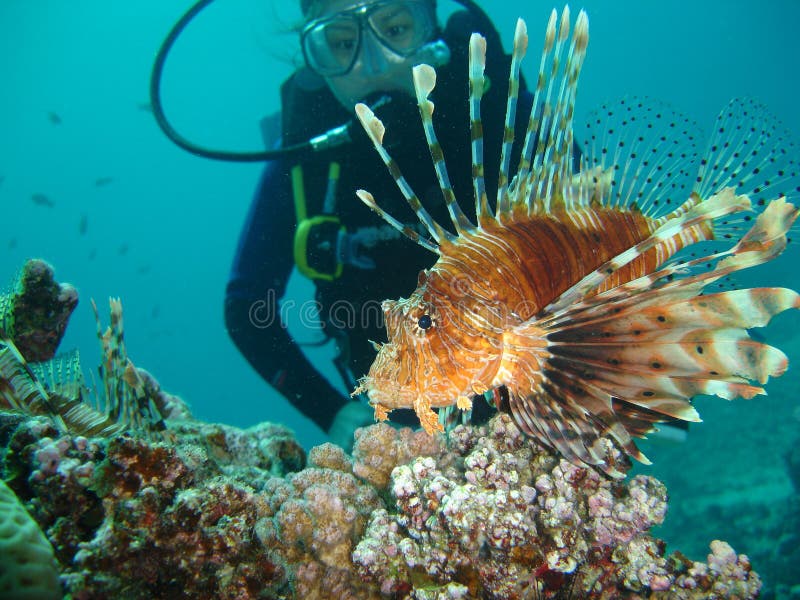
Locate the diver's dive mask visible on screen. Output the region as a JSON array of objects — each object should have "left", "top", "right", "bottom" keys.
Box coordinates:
[{"left": 301, "top": 0, "right": 437, "bottom": 77}]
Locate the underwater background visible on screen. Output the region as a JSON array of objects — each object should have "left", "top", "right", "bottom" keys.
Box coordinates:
[{"left": 1, "top": 0, "right": 798, "bottom": 595}]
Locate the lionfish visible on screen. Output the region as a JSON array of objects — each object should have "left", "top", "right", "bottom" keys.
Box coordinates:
[{"left": 352, "top": 7, "right": 800, "bottom": 476}]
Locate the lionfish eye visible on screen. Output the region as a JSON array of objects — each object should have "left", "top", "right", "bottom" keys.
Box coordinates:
[{"left": 417, "top": 314, "right": 433, "bottom": 330}]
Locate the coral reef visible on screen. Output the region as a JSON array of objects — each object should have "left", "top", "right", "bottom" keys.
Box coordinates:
[
  {"left": 0, "top": 410, "right": 765, "bottom": 599},
  {"left": 0, "top": 414, "right": 305, "bottom": 599}
]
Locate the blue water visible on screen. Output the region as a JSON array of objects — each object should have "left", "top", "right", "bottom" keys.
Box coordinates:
[{"left": 2, "top": 0, "right": 799, "bottom": 593}]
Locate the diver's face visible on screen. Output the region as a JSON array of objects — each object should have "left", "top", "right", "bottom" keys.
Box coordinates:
[{"left": 302, "top": 0, "right": 435, "bottom": 109}]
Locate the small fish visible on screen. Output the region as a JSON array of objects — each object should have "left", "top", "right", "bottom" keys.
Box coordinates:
[
  {"left": 137, "top": 265, "right": 151, "bottom": 275},
  {"left": 79, "top": 213, "right": 88, "bottom": 236},
  {"left": 94, "top": 176, "right": 114, "bottom": 187},
  {"left": 88, "top": 248, "right": 97, "bottom": 261},
  {"left": 151, "top": 305, "right": 160, "bottom": 319},
  {"left": 31, "top": 193, "right": 55, "bottom": 207},
  {"left": 8, "top": 238, "right": 17, "bottom": 249},
  {"left": 137, "top": 101, "right": 153, "bottom": 113},
  {"left": 118, "top": 243, "right": 129, "bottom": 256},
  {"left": 353, "top": 9, "right": 800, "bottom": 477},
  {"left": 47, "top": 111, "right": 62, "bottom": 125}
]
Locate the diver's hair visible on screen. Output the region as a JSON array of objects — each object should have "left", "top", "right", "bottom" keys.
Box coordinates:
[{"left": 301, "top": 0, "right": 437, "bottom": 20}]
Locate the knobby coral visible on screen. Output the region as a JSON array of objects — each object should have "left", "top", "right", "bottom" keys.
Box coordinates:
[{"left": 0, "top": 477, "right": 61, "bottom": 600}]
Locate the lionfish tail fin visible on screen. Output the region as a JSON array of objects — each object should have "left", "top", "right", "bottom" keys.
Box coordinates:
[
  {"left": 502, "top": 197, "right": 799, "bottom": 472},
  {"left": 695, "top": 99, "right": 800, "bottom": 233}
]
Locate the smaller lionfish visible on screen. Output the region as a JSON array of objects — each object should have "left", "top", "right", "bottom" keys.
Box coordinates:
[{"left": 352, "top": 7, "right": 800, "bottom": 476}]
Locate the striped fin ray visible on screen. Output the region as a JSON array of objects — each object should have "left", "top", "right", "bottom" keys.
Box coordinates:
[
  {"left": 549, "top": 287, "right": 800, "bottom": 345},
  {"left": 354, "top": 103, "right": 451, "bottom": 252},
  {"left": 544, "top": 187, "right": 748, "bottom": 315},
  {"left": 579, "top": 98, "right": 703, "bottom": 216},
  {"left": 29, "top": 349, "right": 88, "bottom": 409},
  {"left": 517, "top": 10, "right": 557, "bottom": 183},
  {"left": 354, "top": 190, "right": 437, "bottom": 253},
  {"left": 507, "top": 386, "right": 629, "bottom": 474},
  {"left": 527, "top": 8, "right": 571, "bottom": 209},
  {"left": 466, "top": 34, "right": 491, "bottom": 223},
  {"left": 502, "top": 336, "right": 646, "bottom": 476},
  {"left": 495, "top": 19, "right": 527, "bottom": 215},
  {"left": 0, "top": 335, "right": 67, "bottom": 430},
  {"left": 547, "top": 9, "right": 589, "bottom": 206},
  {"left": 526, "top": 8, "right": 588, "bottom": 211},
  {"left": 412, "top": 64, "right": 475, "bottom": 234},
  {"left": 548, "top": 331, "right": 789, "bottom": 391},
  {"left": 542, "top": 196, "right": 798, "bottom": 331}
]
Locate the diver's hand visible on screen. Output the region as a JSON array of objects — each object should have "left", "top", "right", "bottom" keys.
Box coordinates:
[
  {"left": 327, "top": 401, "right": 375, "bottom": 452},
  {"left": 336, "top": 229, "right": 377, "bottom": 270}
]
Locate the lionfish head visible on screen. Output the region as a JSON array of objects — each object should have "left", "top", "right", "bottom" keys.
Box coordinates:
[{"left": 357, "top": 269, "right": 503, "bottom": 431}]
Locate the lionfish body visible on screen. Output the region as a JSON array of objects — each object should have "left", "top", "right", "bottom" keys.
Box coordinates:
[{"left": 353, "top": 8, "right": 800, "bottom": 475}]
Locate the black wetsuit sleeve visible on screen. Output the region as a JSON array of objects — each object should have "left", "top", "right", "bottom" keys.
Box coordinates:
[{"left": 224, "top": 160, "right": 348, "bottom": 432}]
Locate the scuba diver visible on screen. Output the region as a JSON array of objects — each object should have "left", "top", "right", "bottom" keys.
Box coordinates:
[{"left": 222, "top": 0, "right": 540, "bottom": 447}]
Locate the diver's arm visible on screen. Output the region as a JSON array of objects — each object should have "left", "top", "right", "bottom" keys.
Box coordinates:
[
  {"left": 224, "top": 295, "right": 348, "bottom": 432},
  {"left": 225, "top": 160, "right": 348, "bottom": 432}
]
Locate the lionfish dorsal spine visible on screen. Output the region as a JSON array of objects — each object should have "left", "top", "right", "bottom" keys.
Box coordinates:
[
  {"left": 517, "top": 10, "right": 556, "bottom": 181},
  {"left": 529, "top": 8, "right": 572, "bottom": 208},
  {"left": 466, "top": 33, "right": 491, "bottom": 223},
  {"left": 354, "top": 189, "right": 438, "bottom": 253},
  {"left": 507, "top": 8, "right": 589, "bottom": 215},
  {"left": 542, "top": 9, "right": 587, "bottom": 207},
  {"left": 354, "top": 103, "right": 450, "bottom": 252},
  {"left": 412, "top": 64, "right": 475, "bottom": 234},
  {"left": 495, "top": 19, "right": 527, "bottom": 216}
]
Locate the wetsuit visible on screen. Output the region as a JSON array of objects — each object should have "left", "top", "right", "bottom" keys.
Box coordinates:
[{"left": 225, "top": 10, "right": 537, "bottom": 433}]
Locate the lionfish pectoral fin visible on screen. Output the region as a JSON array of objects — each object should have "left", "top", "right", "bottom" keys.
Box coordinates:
[
  {"left": 720, "top": 196, "right": 799, "bottom": 269},
  {"left": 498, "top": 326, "right": 644, "bottom": 476},
  {"left": 372, "top": 402, "right": 391, "bottom": 422},
  {"left": 504, "top": 384, "right": 638, "bottom": 479},
  {"left": 516, "top": 199, "right": 800, "bottom": 468}
]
